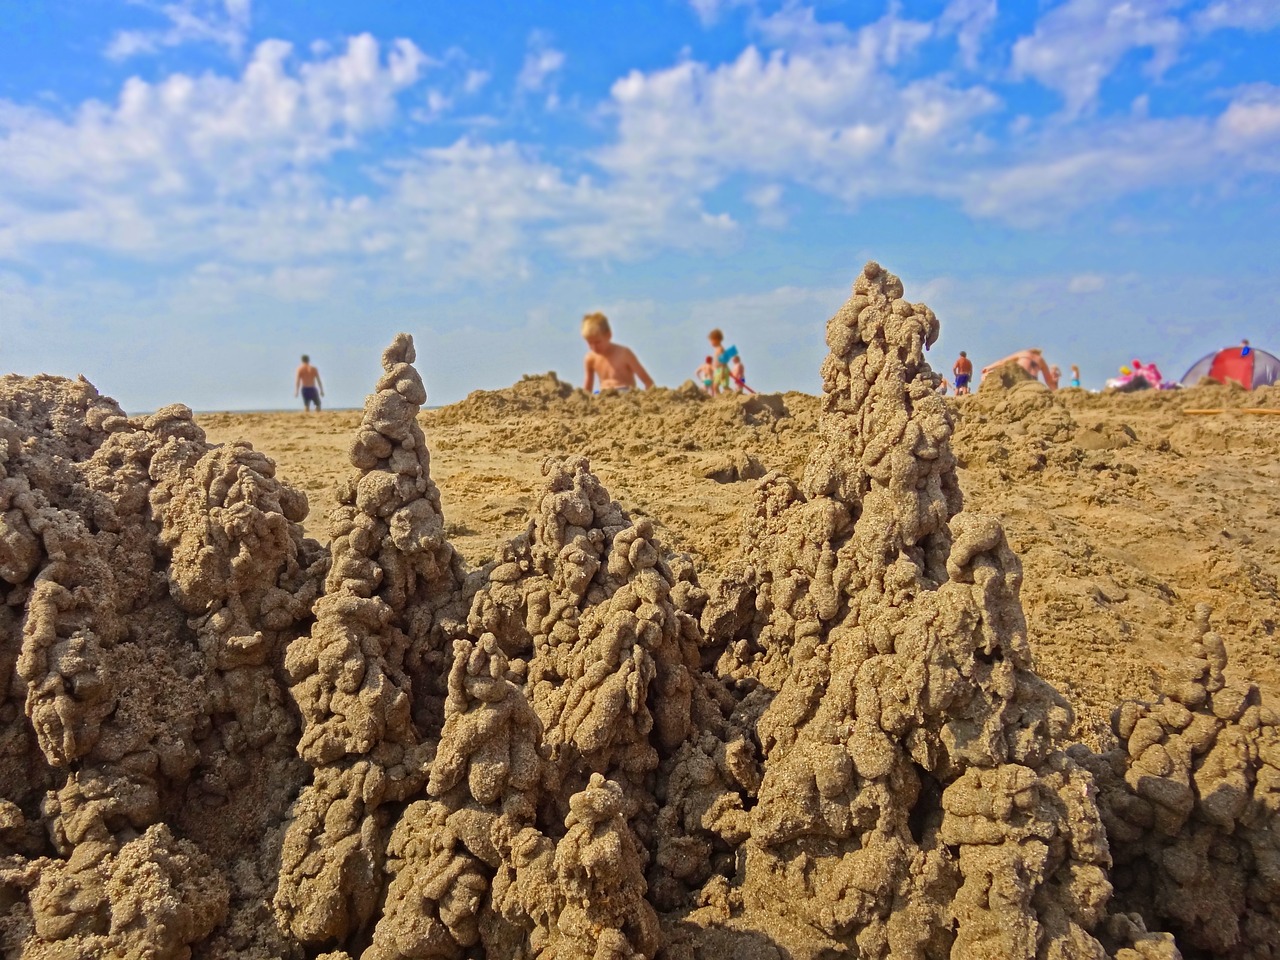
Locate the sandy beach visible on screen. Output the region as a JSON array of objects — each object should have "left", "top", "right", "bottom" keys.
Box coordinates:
[
  {"left": 200, "top": 371, "right": 1280, "bottom": 744},
  {"left": 5, "top": 263, "right": 1280, "bottom": 958}
]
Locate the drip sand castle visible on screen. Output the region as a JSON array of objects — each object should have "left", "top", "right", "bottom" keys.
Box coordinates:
[{"left": 2, "top": 263, "right": 1279, "bottom": 958}]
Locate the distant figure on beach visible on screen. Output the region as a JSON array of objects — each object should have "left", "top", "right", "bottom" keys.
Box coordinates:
[
  {"left": 294, "top": 354, "right": 324, "bottom": 411},
  {"left": 729, "top": 354, "right": 747, "bottom": 393},
  {"left": 1070, "top": 364, "right": 1081, "bottom": 388},
  {"left": 952, "top": 351, "right": 973, "bottom": 395},
  {"left": 708, "top": 328, "right": 738, "bottom": 395},
  {"left": 696, "top": 356, "right": 715, "bottom": 395},
  {"left": 1137, "top": 359, "right": 1165, "bottom": 387},
  {"left": 1241, "top": 338, "right": 1252, "bottom": 357},
  {"left": 982, "top": 348, "right": 1058, "bottom": 390},
  {"left": 582, "top": 312, "right": 654, "bottom": 393}
]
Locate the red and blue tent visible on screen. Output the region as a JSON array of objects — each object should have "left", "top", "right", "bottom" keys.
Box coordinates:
[{"left": 1181, "top": 345, "right": 1280, "bottom": 390}]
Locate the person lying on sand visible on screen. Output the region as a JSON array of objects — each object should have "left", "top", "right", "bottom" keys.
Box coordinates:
[
  {"left": 582, "top": 312, "right": 654, "bottom": 393},
  {"left": 981, "top": 348, "right": 1059, "bottom": 390}
]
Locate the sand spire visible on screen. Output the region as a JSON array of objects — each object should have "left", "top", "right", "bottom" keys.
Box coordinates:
[
  {"left": 703, "top": 262, "right": 1138, "bottom": 957},
  {"left": 275, "top": 333, "right": 467, "bottom": 944}
]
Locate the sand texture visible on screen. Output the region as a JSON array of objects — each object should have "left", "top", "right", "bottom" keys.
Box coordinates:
[{"left": 3, "top": 262, "right": 1280, "bottom": 958}]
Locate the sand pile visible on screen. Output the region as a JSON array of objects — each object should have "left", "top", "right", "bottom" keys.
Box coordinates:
[
  {"left": 3, "top": 264, "right": 1280, "bottom": 958},
  {"left": 0, "top": 373, "right": 325, "bottom": 958}
]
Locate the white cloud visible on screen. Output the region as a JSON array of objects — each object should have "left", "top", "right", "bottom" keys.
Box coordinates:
[
  {"left": 599, "top": 11, "right": 999, "bottom": 205},
  {"left": 517, "top": 33, "right": 566, "bottom": 93},
  {"left": 1216, "top": 83, "right": 1280, "bottom": 153},
  {"left": 0, "top": 35, "right": 430, "bottom": 257},
  {"left": 107, "top": 0, "right": 254, "bottom": 60},
  {"left": 959, "top": 116, "right": 1209, "bottom": 223},
  {"left": 688, "top": 0, "right": 753, "bottom": 28},
  {"left": 1067, "top": 273, "right": 1106, "bottom": 293},
  {"left": 1011, "top": 0, "right": 1185, "bottom": 116},
  {"left": 755, "top": 4, "right": 933, "bottom": 62},
  {"left": 177, "top": 261, "right": 337, "bottom": 304},
  {"left": 940, "top": 0, "right": 998, "bottom": 68},
  {"left": 746, "top": 183, "right": 787, "bottom": 225},
  {"left": 957, "top": 80, "right": 1280, "bottom": 222},
  {"left": 1195, "top": 0, "right": 1280, "bottom": 31}
]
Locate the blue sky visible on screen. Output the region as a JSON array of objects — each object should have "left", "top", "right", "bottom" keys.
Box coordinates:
[{"left": 2, "top": 0, "right": 1278, "bottom": 410}]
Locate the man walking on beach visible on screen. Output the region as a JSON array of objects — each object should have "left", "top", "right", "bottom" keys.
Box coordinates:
[
  {"left": 295, "top": 355, "right": 324, "bottom": 411},
  {"left": 952, "top": 351, "right": 973, "bottom": 395}
]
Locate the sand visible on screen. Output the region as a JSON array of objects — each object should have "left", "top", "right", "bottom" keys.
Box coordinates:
[
  {"left": 199, "top": 362, "right": 1280, "bottom": 746},
  {"left": 3, "top": 262, "right": 1279, "bottom": 958}
]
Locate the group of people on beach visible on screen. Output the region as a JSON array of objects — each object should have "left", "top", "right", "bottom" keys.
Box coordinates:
[
  {"left": 950, "top": 348, "right": 1081, "bottom": 395},
  {"left": 695, "top": 330, "right": 748, "bottom": 396},
  {"left": 293, "top": 320, "right": 1094, "bottom": 413},
  {"left": 580, "top": 312, "right": 748, "bottom": 396}
]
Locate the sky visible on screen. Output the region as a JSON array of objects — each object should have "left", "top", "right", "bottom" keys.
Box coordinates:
[{"left": 2, "top": 0, "right": 1278, "bottom": 411}]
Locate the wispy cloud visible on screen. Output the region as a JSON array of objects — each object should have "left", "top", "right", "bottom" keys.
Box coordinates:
[
  {"left": 516, "top": 32, "right": 565, "bottom": 94},
  {"left": 107, "top": 0, "right": 254, "bottom": 60},
  {"left": 688, "top": 0, "right": 754, "bottom": 28},
  {"left": 1067, "top": 273, "right": 1106, "bottom": 294},
  {"left": 1011, "top": 0, "right": 1185, "bottom": 117},
  {"left": 940, "top": 0, "right": 998, "bottom": 68},
  {"left": 1195, "top": 0, "right": 1280, "bottom": 31}
]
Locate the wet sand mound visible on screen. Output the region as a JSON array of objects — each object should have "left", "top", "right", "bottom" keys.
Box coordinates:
[{"left": 3, "top": 264, "right": 1280, "bottom": 958}]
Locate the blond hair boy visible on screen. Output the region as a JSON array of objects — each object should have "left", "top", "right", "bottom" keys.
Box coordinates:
[{"left": 582, "top": 312, "right": 654, "bottom": 393}]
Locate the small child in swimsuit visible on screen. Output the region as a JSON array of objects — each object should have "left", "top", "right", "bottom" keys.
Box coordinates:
[
  {"left": 729, "top": 354, "right": 746, "bottom": 393},
  {"left": 1070, "top": 364, "right": 1081, "bottom": 388},
  {"left": 696, "top": 356, "right": 715, "bottom": 395}
]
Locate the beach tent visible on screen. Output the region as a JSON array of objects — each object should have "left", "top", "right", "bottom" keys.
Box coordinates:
[{"left": 1181, "top": 345, "right": 1280, "bottom": 390}]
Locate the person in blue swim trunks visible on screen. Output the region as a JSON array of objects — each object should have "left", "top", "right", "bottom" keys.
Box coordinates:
[
  {"left": 952, "top": 351, "right": 973, "bottom": 395},
  {"left": 294, "top": 354, "right": 325, "bottom": 411}
]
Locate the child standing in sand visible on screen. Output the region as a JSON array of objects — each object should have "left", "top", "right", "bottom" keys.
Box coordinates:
[
  {"left": 708, "top": 328, "right": 739, "bottom": 395},
  {"left": 582, "top": 312, "right": 654, "bottom": 393},
  {"left": 1070, "top": 365, "right": 1081, "bottom": 388},
  {"left": 294, "top": 355, "right": 324, "bottom": 412},
  {"left": 696, "top": 356, "right": 715, "bottom": 395}
]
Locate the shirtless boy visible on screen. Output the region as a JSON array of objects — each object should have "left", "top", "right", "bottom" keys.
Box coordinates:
[
  {"left": 952, "top": 351, "right": 973, "bottom": 395},
  {"left": 295, "top": 354, "right": 324, "bottom": 411},
  {"left": 582, "top": 312, "right": 654, "bottom": 393}
]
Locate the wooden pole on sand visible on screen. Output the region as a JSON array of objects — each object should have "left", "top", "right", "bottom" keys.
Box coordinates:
[{"left": 1181, "top": 408, "right": 1280, "bottom": 416}]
